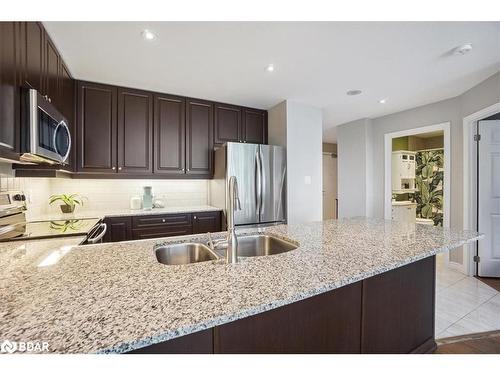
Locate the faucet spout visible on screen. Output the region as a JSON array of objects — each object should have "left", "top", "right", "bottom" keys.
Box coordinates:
[{"left": 227, "top": 176, "right": 241, "bottom": 264}]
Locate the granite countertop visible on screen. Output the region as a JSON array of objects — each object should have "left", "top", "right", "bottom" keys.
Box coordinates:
[
  {"left": 28, "top": 205, "right": 223, "bottom": 222},
  {"left": 0, "top": 218, "right": 482, "bottom": 354}
]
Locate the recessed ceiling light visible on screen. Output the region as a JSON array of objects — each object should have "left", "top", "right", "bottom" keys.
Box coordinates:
[
  {"left": 379, "top": 98, "right": 387, "bottom": 104},
  {"left": 266, "top": 64, "right": 275, "bottom": 72},
  {"left": 141, "top": 29, "right": 157, "bottom": 41},
  {"left": 346, "top": 89, "right": 362, "bottom": 96},
  {"left": 452, "top": 43, "right": 473, "bottom": 55}
]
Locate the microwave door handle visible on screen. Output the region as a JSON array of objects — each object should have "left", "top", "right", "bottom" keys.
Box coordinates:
[
  {"left": 52, "top": 120, "right": 71, "bottom": 164},
  {"left": 87, "top": 223, "right": 107, "bottom": 244}
]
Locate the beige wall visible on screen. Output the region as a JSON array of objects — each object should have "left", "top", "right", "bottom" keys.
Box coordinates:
[{"left": 322, "top": 143, "right": 337, "bottom": 154}]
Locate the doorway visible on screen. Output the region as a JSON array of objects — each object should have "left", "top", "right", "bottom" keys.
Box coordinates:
[{"left": 322, "top": 143, "right": 338, "bottom": 220}]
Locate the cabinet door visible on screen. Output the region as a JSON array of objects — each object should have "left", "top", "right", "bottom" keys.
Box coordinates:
[
  {"left": 117, "top": 88, "right": 153, "bottom": 174},
  {"left": 24, "top": 22, "right": 45, "bottom": 93},
  {"left": 45, "top": 36, "right": 59, "bottom": 104},
  {"left": 192, "top": 211, "right": 221, "bottom": 234},
  {"left": 103, "top": 217, "right": 132, "bottom": 243},
  {"left": 214, "top": 103, "right": 242, "bottom": 145},
  {"left": 77, "top": 81, "right": 117, "bottom": 173},
  {"left": 0, "top": 22, "right": 18, "bottom": 152},
  {"left": 242, "top": 108, "right": 267, "bottom": 144},
  {"left": 186, "top": 98, "right": 214, "bottom": 176},
  {"left": 154, "top": 94, "right": 185, "bottom": 175},
  {"left": 59, "top": 63, "right": 74, "bottom": 171}
]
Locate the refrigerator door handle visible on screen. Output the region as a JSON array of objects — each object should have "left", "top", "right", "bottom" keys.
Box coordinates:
[{"left": 255, "top": 149, "right": 262, "bottom": 218}]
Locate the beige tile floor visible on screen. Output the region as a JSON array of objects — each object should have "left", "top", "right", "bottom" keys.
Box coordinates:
[{"left": 435, "top": 253, "right": 500, "bottom": 338}]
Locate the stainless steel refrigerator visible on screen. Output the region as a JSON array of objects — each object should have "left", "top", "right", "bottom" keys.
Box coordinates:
[{"left": 210, "top": 142, "right": 286, "bottom": 228}]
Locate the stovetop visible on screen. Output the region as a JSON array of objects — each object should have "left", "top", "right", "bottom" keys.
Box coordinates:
[{"left": 2, "top": 218, "right": 101, "bottom": 241}]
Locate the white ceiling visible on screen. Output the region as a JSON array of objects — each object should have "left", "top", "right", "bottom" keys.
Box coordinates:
[{"left": 44, "top": 22, "right": 500, "bottom": 142}]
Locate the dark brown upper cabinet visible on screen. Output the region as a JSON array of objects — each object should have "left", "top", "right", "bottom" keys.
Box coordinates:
[
  {"left": 186, "top": 98, "right": 214, "bottom": 177},
  {"left": 0, "top": 22, "right": 19, "bottom": 155},
  {"left": 243, "top": 108, "right": 267, "bottom": 144},
  {"left": 77, "top": 81, "right": 117, "bottom": 173},
  {"left": 59, "top": 63, "right": 75, "bottom": 171},
  {"left": 117, "top": 88, "right": 153, "bottom": 174},
  {"left": 44, "top": 37, "right": 59, "bottom": 105},
  {"left": 23, "top": 22, "right": 45, "bottom": 93},
  {"left": 214, "top": 103, "right": 242, "bottom": 145},
  {"left": 214, "top": 103, "right": 267, "bottom": 146},
  {"left": 154, "top": 94, "right": 186, "bottom": 176}
]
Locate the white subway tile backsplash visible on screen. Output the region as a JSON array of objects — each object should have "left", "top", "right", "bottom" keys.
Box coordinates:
[{"left": 0, "top": 171, "right": 209, "bottom": 219}]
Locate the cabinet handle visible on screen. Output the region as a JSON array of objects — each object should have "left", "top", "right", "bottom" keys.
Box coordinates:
[
  {"left": 118, "top": 167, "right": 122, "bottom": 171},
  {"left": 193, "top": 215, "right": 197, "bottom": 220},
  {"left": 162, "top": 219, "right": 166, "bottom": 223},
  {"left": 181, "top": 168, "right": 185, "bottom": 172},
  {"left": 187, "top": 168, "right": 190, "bottom": 172},
  {"left": 112, "top": 167, "right": 116, "bottom": 170}
]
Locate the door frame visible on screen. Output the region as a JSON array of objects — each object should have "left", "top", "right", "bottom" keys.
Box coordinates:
[
  {"left": 384, "top": 122, "right": 452, "bottom": 264},
  {"left": 463, "top": 102, "right": 500, "bottom": 276}
]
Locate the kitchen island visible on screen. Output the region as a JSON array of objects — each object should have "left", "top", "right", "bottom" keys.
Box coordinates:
[{"left": 0, "top": 218, "right": 481, "bottom": 354}]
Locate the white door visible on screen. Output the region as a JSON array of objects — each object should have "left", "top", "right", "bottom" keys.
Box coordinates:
[
  {"left": 322, "top": 154, "right": 337, "bottom": 220},
  {"left": 478, "top": 120, "right": 500, "bottom": 277}
]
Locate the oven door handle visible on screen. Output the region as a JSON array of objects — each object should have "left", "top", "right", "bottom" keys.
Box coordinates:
[
  {"left": 87, "top": 223, "right": 107, "bottom": 244},
  {"left": 52, "top": 120, "right": 72, "bottom": 164}
]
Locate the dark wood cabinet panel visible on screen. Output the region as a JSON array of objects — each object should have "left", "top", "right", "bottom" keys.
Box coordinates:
[
  {"left": 0, "top": 22, "right": 19, "bottom": 152},
  {"left": 117, "top": 88, "right": 153, "bottom": 174},
  {"left": 132, "top": 226, "right": 193, "bottom": 240},
  {"left": 77, "top": 81, "right": 117, "bottom": 173},
  {"left": 192, "top": 211, "right": 221, "bottom": 234},
  {"left": 214, "top": 103, "right": 242, "bottom": 145},
  {"left": 361, "top": 256, "right": 435, "bottom": 353},
  {"left": 127, "top": 329, "right": 213, "bottom": 354},
  {"left": 23, "top": 22, "right": 45, "bottom": 93},
  {"left": 153, "top": 94, "right": 185, "bottom": 175},
  {"left": 103, "top": 217, "right": 132, "bottom": 243},
  {"left": 186, "top": 99, "right": 214, "bottom": 176},
  {"left": 44, "top": 37, "right": 59, "bottom": 105},
  {"left": 243, "top": 108, "right": 267, "bottom": 144},
  {"left": 59, "top": 63, "right": 74, "bottom": 171},
  {"left": 214, "top": 282, "right": 362, "bottom": 353}
]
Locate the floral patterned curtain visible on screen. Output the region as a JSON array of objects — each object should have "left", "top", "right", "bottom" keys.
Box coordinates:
[{"left": 414, "top": 149, "right": 444, "bottom": 226}]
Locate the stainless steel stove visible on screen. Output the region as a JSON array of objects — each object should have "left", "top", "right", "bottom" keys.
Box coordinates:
[{"left": 0, "top": 191, "right": 105, "bottom": 244}]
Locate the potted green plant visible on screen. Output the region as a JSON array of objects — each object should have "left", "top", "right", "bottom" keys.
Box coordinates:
[{"left": 49, "top": 194, "right": 85, "bottom": 214}]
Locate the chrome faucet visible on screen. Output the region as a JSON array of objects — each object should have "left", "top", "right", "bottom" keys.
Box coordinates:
[{"left": 226, "top": 176, "right": 241, "bottom": 263}]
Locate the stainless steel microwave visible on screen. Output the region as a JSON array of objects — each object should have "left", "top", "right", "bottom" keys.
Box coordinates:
[{"left": 20, "top": 88, "right": 71, "bottom": 164}]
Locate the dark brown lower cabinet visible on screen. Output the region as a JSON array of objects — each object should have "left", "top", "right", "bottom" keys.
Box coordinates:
[
  {"left": 102, "top": 217, "right": 132, "bottom": 243},
  {"left": 126, "top": 256, "right": 436, "bottom": 354},
  {"left": 214, "top": 280, "right": 362, "bottom": 354},
  {"left": 103, "top": 211, "right": 222, "bottom": 243},
  {"left": 361, "top": 255, "right": 436, "bottom": 353}
]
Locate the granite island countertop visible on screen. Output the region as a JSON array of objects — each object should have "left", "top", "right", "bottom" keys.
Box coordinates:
[{"left": 0, "top": 218, "right": 482, "bottom": 353}]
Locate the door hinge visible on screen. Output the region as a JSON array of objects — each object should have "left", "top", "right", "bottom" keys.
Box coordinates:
[
  {"left": 474, "top": 134, "right": 481, "bottom": 141},
  {"left": 473, "top": 255, "right": 480, "bottom": 263}
]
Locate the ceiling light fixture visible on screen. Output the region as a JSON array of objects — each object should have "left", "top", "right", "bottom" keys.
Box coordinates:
[
  {"left": 266, "top": 64, "right": 275, "bottom": 72},
  {"left": 346, "top": 89, "right": 362, "bottom": 96},
  {"left": 379, "top": 98, "right": 387, "bottom": 104},
  {"left": 141, "top": 29, "right": 157, "bottom": 41},
  {"left": 452, "top": 43, "right": 473, "bottom": 55}
]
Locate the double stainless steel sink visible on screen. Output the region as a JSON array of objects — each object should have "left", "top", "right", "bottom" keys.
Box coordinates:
[{"left": 155, "top": 234, "right": 298, "bottom": 266}]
